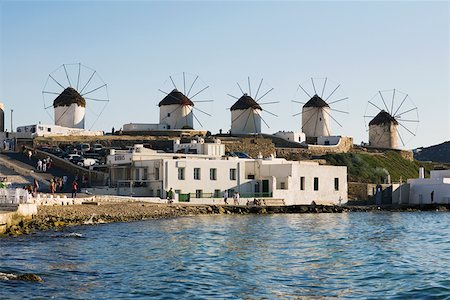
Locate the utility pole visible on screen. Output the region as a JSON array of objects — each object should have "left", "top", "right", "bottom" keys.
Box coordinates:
[{"left": 10, "top": 109, "right": 13, "bottom": 132}]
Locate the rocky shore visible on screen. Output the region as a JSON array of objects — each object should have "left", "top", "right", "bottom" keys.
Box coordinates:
[{"left": 3, "top": 202, "right": 449, "bottom": 236}]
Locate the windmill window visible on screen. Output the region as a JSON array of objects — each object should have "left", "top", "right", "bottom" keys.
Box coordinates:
[
  {"left": 314, "top": 177, "right": 319, "bottom": 191},
  {"left": 167, "top": 113, "right": 171, "bottom": 117}
]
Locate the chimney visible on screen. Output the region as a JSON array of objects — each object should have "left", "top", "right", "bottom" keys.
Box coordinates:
[{"left": 419, "top": 167, "right": 425, "bottom": 179}]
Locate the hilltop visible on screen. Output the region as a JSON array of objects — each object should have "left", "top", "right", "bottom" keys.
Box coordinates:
[{"left": 414, "top": 141, "right": 450, "bottom": 164}]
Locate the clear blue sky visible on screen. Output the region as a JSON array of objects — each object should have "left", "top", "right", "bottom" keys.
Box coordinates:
[{"left": 1, "top": 1, "right": 449, "bottom": 149}]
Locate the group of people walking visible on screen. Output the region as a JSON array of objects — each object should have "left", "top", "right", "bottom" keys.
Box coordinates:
[
  {"left": 36, "top": 157, "right": 52, "bottom": 172},
  {"left": 223, "top": 190, "right": 240, "bottom": 205}
]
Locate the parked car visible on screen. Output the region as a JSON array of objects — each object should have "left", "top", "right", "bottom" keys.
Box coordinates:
[
  {"left": 65, "top": 154, "right": 82, "bottom": 163},
  {"left": 92, "top": 144, "right": 103, "bottom": 152},
  {"left": 77, "top": 158, "right": 99, "bottom": 167},
  {"left": 76, "top": 143, "right": 90, "bottom": 152}
]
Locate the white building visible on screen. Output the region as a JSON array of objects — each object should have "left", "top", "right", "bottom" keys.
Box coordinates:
[
  {"left": 53, "top": 87, "right": 86, "bottom": 129},
  {"left": 159, "top": 89, "right": 194, "bottom": 130},
  {"left": 406, "top": 169, "right": 450, "bottom": 205},
  {"left": 16, "top": 124, "right": 103, "bottom": 137},
  {"left": 106, "top": 143, "right": 348, "bottom": 205},
  {"left": 230, "top": 94, "right": 262, "bottom": 135},
  {"left": 302, "top": 95, "right": 331, "bottom": 141},
  {"left": 273, "top": 131, "right": 305, "bottom": 144},
  {"left": 173, "top": 137, "right": 225, "bottom": 156},
  {"left": 368, "top": 110, "right": 399, "bottom": 149}
]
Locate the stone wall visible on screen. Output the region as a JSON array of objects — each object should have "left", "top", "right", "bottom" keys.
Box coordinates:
[{"left": 222, "top": 137, "right": 276, "bottom": 158}]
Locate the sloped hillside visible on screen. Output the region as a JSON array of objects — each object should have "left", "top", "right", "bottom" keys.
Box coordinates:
[
  {"left": 414, "top": 141, "right": 450, "bottom": 163},
  {"left": 323, "top": 151, "right": 434, "bottom": 183}
]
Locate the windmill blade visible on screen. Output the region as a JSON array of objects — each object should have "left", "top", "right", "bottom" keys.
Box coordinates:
[
  {"left": 325, "top": 84, "right": 340, "bottom": 101},
  {"left": 291, "top": 100, "right": 305, "bottom": 105},
  {"left": 187, "top": 75, "right": 199, "bottom": 97},
  {"left": 378, "top": 91, "right": 390, "bottom": 113},
  {"left": 298, "top": 84, "right": 312, "bottom": 98},
  {"left": 256, "top": 87, "right": 274, "bottom": 102},
  {"left": 293, "top": 112, "right": 302, "bottom": 117},
  {"left": 88, "top": 101, "right": 109, "bottom": 131},
  {"left": 363, "top": 115, "right": 376, "bottom": 119},
  {"left": 248, "top": 77, "right": 251, "bottom": 97},
  {"left": 252, "top": 112, "right": 258, "bottom": 132},
  {"left": 236, "top": 82, "right": 245, "bottom": 94},
  {"left": 232, "top": 109, "right": 249, "bottom": 123},
  {"left": 311, "top": 78, "right": 317, "bottom": 94},
  {"left": 258, "top": 101, "right": 279, "bottom": 105},
  {"left": 254, "top": 78, "right": 263, "bottom": 100},
  {"left": 161, "top": 105, "right": 182, "bottom": 121},
  {"left": 256, "top": 110, "right": 270, "bottom": 128},
  {"left": 169, "top": 76, "right": 177, "bottom": 90},
  {"left": 368, "top": 100, "right": 385, "bottom": 112},
  {"left": 397, "top": 119, "right": 419, "bottom": 123},
  {"left": 190, "top": 86, "right": 209, "bottom": 99},
  {"left": 44, "top": 103, "right": 54, "bottom": 110},
  {"left": 323, "top": 108, "right": 343, "bottom": 127},
  {"left": 158, "top": 89, "right": 169, "bottom": 95},
  {"left": 301, "top": 110, "right": 319, "bottom": 130},
  {"left": 183, "top": 72, "right": 186, "bottom": 95},
  {"left": 193, "top": 106, "right": 211, "bottom": 117},
  {"left": 323, "top": 112, "right": 332, "bottom": 136},
  {"left": 227, "top": 94, "right": 239, "bottom": 100},
  {"left": 76, "top": 63, "right": 81, "bottom": 90},
  {"left": 42, "top": 91, "right": 61, "bottom": 95},
  {"left": 81, "top": 84, "right": 107, "bottom": 97},
  {"left": 192, "top": 111, "right": 203, "bottom": 127},
  {"left": 397, "top": 122, "right": 416, "bottom": 137},
  {"left": 193, "top": 100, "right": 213, "bottom": 103},
  {"left": 243, "top": 110, "right": 252, "bottom": 132},
  {"left": 321, "top": 77, "right": 328, "bottom": 98},
  {"left": 330, "top": 108, "right": 349, "bottom": 114},
  {"left": 393, "top": 94, "right": 409, "bottom": 116},
  {"left": 49, "top": 74, "right": 66, "bottom": 90},
  {"left": 63, "top": 64, "right": 72, "bottom": 87},
  {"left": 80, "top": 70, "right": 96, "bottom": 94},
  {"left": 395, "top": 127, "right": 406, "bottom": 146},
  {"left": 327, "top": 97, "right": 349, "bottom": 105},
  {"left": 390, "top": 89, "right": 396, "bottom": 117},
  {"left": 263, "top": 109, "right": 278, "bottom": 117},
  {"left": 395, "top": 107, "right": 417, "bottom": 118},
  {"left": 294, "top": 107, "right": 315, "bottom": 117},
  {"left": 84, "top": 97, "right": 109, "bottom": 102}
]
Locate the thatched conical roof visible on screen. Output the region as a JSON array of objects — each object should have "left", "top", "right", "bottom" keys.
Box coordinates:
[
  {"left": 303, "top": 94, "right": 329, "bottom": 108},
  {"left": 230, "top": 94, "right": 262, "bottom": 111},
  {"left": 369, "top": 110, "right": 398, "bottom": 126},
  {"left": 53, "top": 87, "right": 86, "bottom": 108},
  {"left": 158, "top": 89, "right": 194, "bottom": 107}
]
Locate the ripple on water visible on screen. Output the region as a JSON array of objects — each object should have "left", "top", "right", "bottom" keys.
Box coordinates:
[{"left": 0, "top": 212, "right": 449, "bottom": 299}]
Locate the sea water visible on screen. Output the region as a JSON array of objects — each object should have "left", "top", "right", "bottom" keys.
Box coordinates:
[{"left": 1, "top": 212, "right": 450, "bottom": 299}]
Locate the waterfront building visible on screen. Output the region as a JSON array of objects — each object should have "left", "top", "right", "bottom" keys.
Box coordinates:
[
  {"left": 406, "top": 169, "right": 450, "bottom": 205},
  {"left": 106, "top": 141, "right": 348, "bottom": 205}
]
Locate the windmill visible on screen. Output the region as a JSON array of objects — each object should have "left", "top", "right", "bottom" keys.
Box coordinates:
[
  {"left": 364, "top": 89, "right": 419, "bottom": 149},
  {"left": 227, "top": 77, "right": 278, "bottom": 135},
  {"left": 158, "top": 72, "right": 212, "bottom": 130},
  {"left": 42, "top": 63, "right": 109, "bottom": 130},
  {"left": 292, "top": 78, "right": 349, "bottom": 143}
]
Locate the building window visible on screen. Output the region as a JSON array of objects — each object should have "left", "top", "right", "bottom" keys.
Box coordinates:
[
  {"left": 155, "top": 167, "right": 160, "bottom": 180},
  {"left": 334, "top": 178, "right": 339, "bottom": 191},
  {"left": 210, "top": 168, "right": 217, "bottom": 180},
  {"left": 167, "top": 113, "right": 171, "bottom": 117},
  {"left": 195, "top": 189, "right": 202, "bottom": 198},
  {"left": 300, "top": 177, "right": 305, "bottom": 190},
  {"left": 314, "top": 177, "right": 319, "bottom": 191},
  {"left": 280, "top": 182, "right": 286, "bottom": 190},
  {"left": 214, "top": 189, "right": 220, "bottom": 197},
  {"left": 178, "top": 167, "right": 185, "bottom": 180},
  {"left": 156, "top": 189, "right": 161, "bottom": 197},
  {"left": 194, "top": 168, "right": 201, "bottom": 180},
  {"left": 247, "top": 174, "right": 255, "bottom": 179},
  {"left": 230, "top": 168, "right": 237, "bottom": 180}
]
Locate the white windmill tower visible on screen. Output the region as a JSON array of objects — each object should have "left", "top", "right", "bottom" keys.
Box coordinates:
[
  {"left": 292, "top": 78, "right": 349, "bottom": 144},
  {"left": 228, "top": 77, "right": 278, "bottom": 135},
  {"left": 158, "top": 73, "right": 212, "bottom": 130},
  {"left": 364, "top": 89, "right": 419, "bottom": 149},
  {"left": 42, "top": 63, "right": 109, "bottom": 130}
]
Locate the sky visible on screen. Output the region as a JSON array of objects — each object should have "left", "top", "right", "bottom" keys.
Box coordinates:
[{"left": 0, "top": 0, "right": 449, "bottom": 149}]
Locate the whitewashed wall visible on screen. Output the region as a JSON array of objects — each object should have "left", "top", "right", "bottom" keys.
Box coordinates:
[
  {"left": 54, "top": 104, "right": 85, "bottom": 129},
  {"left": 159, "top": 104, "right": 193, "bottom": 129},
  {"left": 231, "top": 109, "right": 261, "bottom": 134},
  {"left": 302, "top": 106, "right": 331, "bottom": 138}
]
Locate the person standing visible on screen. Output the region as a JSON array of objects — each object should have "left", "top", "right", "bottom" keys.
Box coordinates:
[
  {"left": 71, "top": 180, "right": 78, "bottom": 198},
  {"left": 223, "top": 190, "right": 228, "bottom": 205},
  {"left": 235, "top": 192, "right": 240, "bottom": 205},
  {"left": 33, "top": 179, "right": 39, "bottom": 196},
  {"left": 37, "top": 159, "right": 42, "bottom": 172}
]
